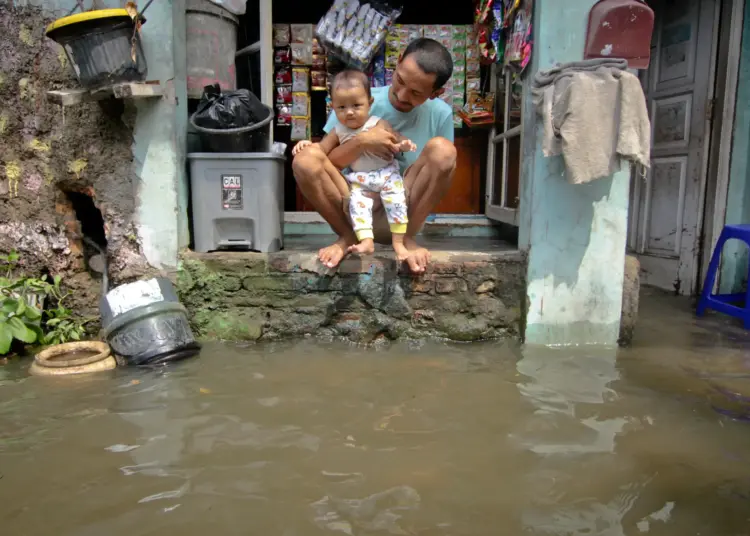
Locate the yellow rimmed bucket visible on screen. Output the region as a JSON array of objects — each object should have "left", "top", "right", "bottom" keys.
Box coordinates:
[{"left": 45, "top": 8, "right": 147, "bottom": 89}]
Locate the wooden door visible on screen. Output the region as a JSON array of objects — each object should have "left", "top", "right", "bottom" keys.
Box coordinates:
[{"left": 628, "top": 0, "right": 718, "bottom": 295}]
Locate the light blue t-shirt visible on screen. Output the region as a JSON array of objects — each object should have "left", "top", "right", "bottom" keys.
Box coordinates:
[{"left": 323, "top": 86, "right": 454, "bottom": 173}]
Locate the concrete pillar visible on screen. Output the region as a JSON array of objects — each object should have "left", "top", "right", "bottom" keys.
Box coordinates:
[
  {"left": 519, "top": 0, "right": 631, "bottom": 346},
  {"left": 132, "top": 0, "right": 190, "bottom": 269}
]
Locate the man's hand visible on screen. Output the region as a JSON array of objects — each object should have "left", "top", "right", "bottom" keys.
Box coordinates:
[
  {"left": 292, "top": 140, "right": 313, "bottom": 156},
  {"left": 358, "top": 128, "right": 400, "bottom": 160}
]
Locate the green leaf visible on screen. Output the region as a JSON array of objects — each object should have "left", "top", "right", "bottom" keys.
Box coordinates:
[
  {"left": 28, "top": 324, "right": 44, "bottom": 342},
  {"left": 0, "top": 324, "right": 12, "bottom": 354},
  {"left": 8, "top": 317, "right": 37, "bottom": 343},
  {"left": 1, "top": 299, "right": 16, "bottom": 314},
  {"left": 46, "top": 318, "right": 62, "bottom": 327},
  {"left": 0, "top": 324, "right": 13, "bottom": 355},
  {"left": 70, "top": 330, "right": 81, "bottom": 341},
  {"left": 24, "top": 306, "right": 41, "bottom": 321},
  {"left": 15, "top": 299, "right": 25, "bottom": 316},
  {"left": 7, "top": 251, "right": 19, "bottom": 263}
]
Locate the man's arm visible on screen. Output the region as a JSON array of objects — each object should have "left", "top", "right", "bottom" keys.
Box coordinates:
[
  {"left": 317, "top": 131, "right": 340, "bottom": 154},
  {"left": 437, "top": 111, "right": 455, "bottom": 143},
  {"left": 377, "top": 119, "right": 405, "bottom": 143},
  {"left": 328, "top": 124, "right": 401, "bottom": 170}
]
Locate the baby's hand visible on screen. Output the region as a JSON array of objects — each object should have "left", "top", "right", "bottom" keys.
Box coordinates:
[
  {"left": 292, "top": 140, "right": 313, "bottom": 156},
  {"left": 399, "top": 139, "right": 417, "bottom": 152}
]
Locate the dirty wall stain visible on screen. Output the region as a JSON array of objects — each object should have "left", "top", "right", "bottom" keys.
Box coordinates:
[
  {"left": 67, "top": 159, "right": 87, "bottom": 180},
  {"left": 28, "top": 138, "right": 50, "bottom": 153},
  {"left": 4, "top": 160, "right": 21, "bottom": 198},
  {"left": 18, "top": 25, "right": 34, "bottom": 47}
]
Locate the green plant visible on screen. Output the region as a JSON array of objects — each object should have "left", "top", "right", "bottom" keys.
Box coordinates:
[
  {"left": 0, "top": 251, "right": 45, "bottom": 354},
  {"left": 42, "top": 298, "right": 94, "bottom": 346},
  {"left": 0, "top": 250, "right": 93, "bottom": 354}
]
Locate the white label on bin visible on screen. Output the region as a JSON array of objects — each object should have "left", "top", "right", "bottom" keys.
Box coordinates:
[
  {"left": 106, "top": 279, "right": 164, "bottom": 317},
  {"left": 222, "top": 174, "right": 243, "bottom": 210}
]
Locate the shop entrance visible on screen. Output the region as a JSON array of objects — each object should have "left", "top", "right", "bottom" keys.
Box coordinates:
[{"left": 229, "top": 0, "right": 521, "bottom": 250}]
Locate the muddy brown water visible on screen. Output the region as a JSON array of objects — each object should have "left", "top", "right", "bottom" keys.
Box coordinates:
[{"left": 1, "top": 339, "right": 750, "bottom": 535}]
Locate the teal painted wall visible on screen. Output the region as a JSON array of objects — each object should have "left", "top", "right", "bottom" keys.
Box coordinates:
[
  {"left": 521, "top": 0, "right": 631, "bottom": 346},
  {"left": 720, "top": 0, "right": 750, "bottom": 293}
]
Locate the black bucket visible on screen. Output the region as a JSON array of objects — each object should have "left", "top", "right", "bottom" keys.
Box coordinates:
[
  {"left": 100, "top": 278, "right": 200, "bottom": 367},
  {"left": 46, "top": 10, "right": 148, "bottom": 89},
  {"left": 189, "top": 104, "right": 273, "bottom": 153}
]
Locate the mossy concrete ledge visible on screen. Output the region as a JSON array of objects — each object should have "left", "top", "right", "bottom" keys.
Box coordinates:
[{"left": 177, "top": 249, "right": 526, "bottom": 343}]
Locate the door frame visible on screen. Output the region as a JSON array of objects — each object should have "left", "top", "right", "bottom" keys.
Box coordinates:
[{"left": 699, "top": 0, "right": 746, "bottom": 294}]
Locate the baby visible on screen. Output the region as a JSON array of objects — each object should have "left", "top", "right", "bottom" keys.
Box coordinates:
[{"left": 293, "top": 69, "right": 416, "bottom": 259}]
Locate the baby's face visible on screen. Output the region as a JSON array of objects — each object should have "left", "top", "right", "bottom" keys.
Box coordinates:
[{"left": 332, "top": 85, "right": 372, "bottom": 130}]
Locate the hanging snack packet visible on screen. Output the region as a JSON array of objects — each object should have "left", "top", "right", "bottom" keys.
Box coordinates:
[
  {"left": 311, "top": 70, "right": 327, "bottom": 90},
  {"left": 273, "top": 24, "right": 291, "bottom": 47},
  {"left": 291, "top": 43, "right": 313, "bottom": 65},
  {"left": 275, "top": 84, "right": 292, "bottom": 105},
  {"left": 291, "top": 24, "right": 314, "bottom": 44},
  {"left": 292, "top": 67, "right": 309, "bottom": 92},
  {"left": 275, "top": 47, "right": 291, "bottom": 65},
  {"left": 291, "top": 117, "right": 310, "bottom": 141},
  {"left": 276, "top": 104, "right": 292, "bottom": 127},
  {"left": 275, "top": 66, "right": 292, "bottom": 85},
  {"left": 292, "top": 92, "right": 310, "bottom": 117}
]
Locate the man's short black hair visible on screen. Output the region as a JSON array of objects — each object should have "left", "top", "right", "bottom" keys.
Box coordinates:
[
  {"left": 331, "top": 69, "right": 371, "bottom": 99},
  {"left": 401, "top": 38, "right": 454, "bottom": 90}
]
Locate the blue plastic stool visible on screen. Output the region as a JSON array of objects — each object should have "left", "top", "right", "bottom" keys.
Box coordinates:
[{"left": 697, "top": 224, "right": 750, "bottom": 328}]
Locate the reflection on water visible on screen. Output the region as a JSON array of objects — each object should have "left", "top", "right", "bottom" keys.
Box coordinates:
[{"left": 1, "top": 340, "right": 750, "bottom": 535}]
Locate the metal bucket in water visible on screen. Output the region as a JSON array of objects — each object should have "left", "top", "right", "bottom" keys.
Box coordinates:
[{"left": 186, "top": 0, "right": 239, "bottom": 99}]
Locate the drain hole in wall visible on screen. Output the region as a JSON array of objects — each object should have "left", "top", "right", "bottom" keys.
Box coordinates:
[{"left": 64, "top": 190, "right": 108, "bottom": 275}]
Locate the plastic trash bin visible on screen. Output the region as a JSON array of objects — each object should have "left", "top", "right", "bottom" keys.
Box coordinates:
[
  {"left": 190, "top": 104, "right": 273, "bottom": 153},
  {"left": 187, "top": 152, "right": 285, "bottom": 253}
]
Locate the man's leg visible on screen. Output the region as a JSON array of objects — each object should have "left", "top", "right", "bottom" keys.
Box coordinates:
[
  {"left": 292, "top": 146, "right": 357, "bottom": 268},
  {"left": 373, "top": 137, "right": 457, "bottom": 273}
]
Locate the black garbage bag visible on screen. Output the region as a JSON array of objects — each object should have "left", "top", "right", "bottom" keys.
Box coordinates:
[{"left": 193, "top": 84, "right": 269, "bottom": 130}]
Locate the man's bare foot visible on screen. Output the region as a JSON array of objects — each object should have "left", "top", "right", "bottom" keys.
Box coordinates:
[
  {"left": 403, "top": 236, "right": 431, "bottom": 274},
  {"left": 347, "top": 238, "right": 375, "bottom": 255},
  {"left": 319, "top": 237, "right": 351, "bottom": 269}
]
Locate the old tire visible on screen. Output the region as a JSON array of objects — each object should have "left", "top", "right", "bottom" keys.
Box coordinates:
[{"left": 31, "top": 341, "right": 117, "bottom": 376}]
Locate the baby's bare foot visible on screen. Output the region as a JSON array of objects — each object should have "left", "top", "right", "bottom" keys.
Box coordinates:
[
  {"left": 347, "top": 238, "right": 375, "bottom": 255},
  {"left": 393, "top": 241, "right": 410, "bottom": 264}
]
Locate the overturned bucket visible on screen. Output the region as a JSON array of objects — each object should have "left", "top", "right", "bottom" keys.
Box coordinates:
[{"left": 100, "top": 278, "right": 200, "bottom": 367}]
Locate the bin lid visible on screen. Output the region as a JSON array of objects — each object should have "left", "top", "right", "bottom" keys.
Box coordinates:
[
  {"left": 46, "top": 8, "right": 133, "bottom": 36},
  {"left": 187, "top": 152, "right": 286, "bottom": 161}
]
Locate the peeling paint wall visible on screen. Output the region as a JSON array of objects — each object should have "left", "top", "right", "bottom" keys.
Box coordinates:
[
  {"left": 521, "top": 0, "right": 630, "bottom": 346},
  {"left": 0, "top": 0, "right": 188, "bottom": 316}
]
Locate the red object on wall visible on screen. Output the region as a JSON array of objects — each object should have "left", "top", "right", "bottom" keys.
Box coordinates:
[{"left": 584, "top": 0, "right": 655, "bottom": 69}]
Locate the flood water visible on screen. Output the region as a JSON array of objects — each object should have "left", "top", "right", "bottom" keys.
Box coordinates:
[{"left": 2, "top": 337, "right": 750, "bottom": 535}]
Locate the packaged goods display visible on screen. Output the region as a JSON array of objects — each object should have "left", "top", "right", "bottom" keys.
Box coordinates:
[{"left": 315, "top": 0, "right": 403, "bottom": 70}]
